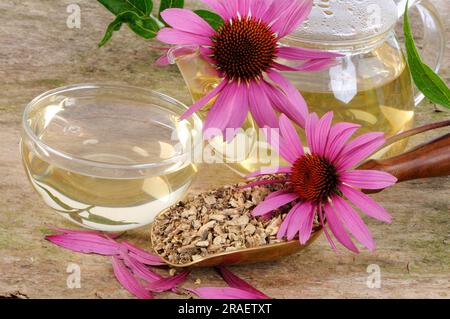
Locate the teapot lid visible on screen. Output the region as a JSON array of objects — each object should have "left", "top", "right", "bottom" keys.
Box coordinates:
[{"left": 287, "top": 0, "right": 398, "bottom": 44}]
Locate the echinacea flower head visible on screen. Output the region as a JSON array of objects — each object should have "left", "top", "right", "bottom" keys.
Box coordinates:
[
  {"left": 157, "top": 0, "right": 341, "bottom": 139},
  {"left": 247, "top": 113, "right": 398, "bottom": 253}
]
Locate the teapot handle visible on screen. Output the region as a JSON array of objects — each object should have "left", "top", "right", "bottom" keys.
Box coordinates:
[{"left": 396, "top": 0, "right": 446, "bottom": 107}]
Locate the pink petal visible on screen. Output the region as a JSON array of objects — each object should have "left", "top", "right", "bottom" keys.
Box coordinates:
[
  {"left": 336, "top": 132, "right": 385, "bottom": 170},
  {"left": 155, "top": 54, "right": 170, "bottom": 66},
  {"left": 323, "top": 202, "right": 359, "bottom": 253},
  {"left": 331, "top": 196, "right": 376, "bottom": 251},
  {"left": 241, "top": 178, "right": 289, "bottom": 189},
  {"left": 272, "top": 59, "right": 338, "bottom": 72},
  {"left": 221, "top": 0, "right": 240, "bottom": 19},
  {"left": 277, "top": 204, "right": 295, "bottom": 240},
  {"left": 122, "top": 252, "right": 189, "bottom": 294},
  {"left": 225, "top": 84, "right": 249, "bottom": 139},
  {"left": 314, "top": 112, "right": 334, "bottom": 157},
  {"left": 161, "top": 9, "right": 215, "bottom": 37},
  {"left": 279, "top": 114, "right": 304, "bottom": 158},
  {"left": 267, "top": 70, "right": 308, "bottom": 127},
  {"left": 263, "top": 0, "right": 301, "bottom": 26},
  {"left": 180, "top": 80, "right": 227, "bottom": 120},
  {"left": 264, "top": 126, "right": 302, "bottom": 164},
  {"left": 112, "top": 256, "right": 153, "bottom": 299},
  {"left": 252, "top": 192, "right": 298, "bottom": 217},
  {"left": 305, "top": 112, "right": 320, "bottom": 153},
  {"left": 203, "top": 82, "right": 237, "bottom": 140},
  {"left": 297, "top": 58, "right": 340, "bottom": 71},
  {"left": 122, "top": 247, "right": 188, "bottom": 293},
  {"left": 248, "top": 81, "right": 279, "bottom": 129},
  {"left": 201, "top": 0, "right": 230, "bottom": 20},
  {"left": 265, "top": 189, "right": 294, "bottom": 201},
  {"left": 121, "top": 242, "right": 166, "bottom": 266},
  {"left": 189, "top": 287, "right": 268, "bottom": 299},
  {"left": 147, "top": 272, "right": 190, "bottom": 293},
  {"left": 340, "top": 170, "right": 398, "bottom": 190},
  {"left": 246, "top": 166, "right": 292, "bottom": 178},
  {"left": 249, "top": 0, "right": 272, "bottom": 19},
  {"left": 47, "top": 226, "right": 112, "bottom": 237},
  {"left": 297, "top": 202, "right": 316, "bottom": 245},
  {"left": 203, "top": 0, "right": 238, "bottom": 21},
  {"left": 149, "top": 45, "right": 171, "bottom": 51},
  {"left": 237, "top": 0, "right": 251, "bottom": 16},
  {"left": 262, "top": 80, "right": 306, "bottom": 128},
  {"left": 216, "top": 267, "right": 269, "bottom": 299},
  {"left": 286, "top": 202, "right": 311, "bottom": 241},
  {"left": 325, "top": 122, "right": 361, "bottom": 162},
  {"left": 318, "top": 204, "right": 339, "bottom": 253},
  {"left": 45, "top": 233, "right": 120, "bottom": 256},
  {"left": 264, "top": 125, "right": 299, "bottom": 164},
  {"left": 157, "top": 28, "right": 213, "bottom": 46},
  {"left": 121, "top": 252, "right": 163, "bottom": 282},
  {"left": 277, "top": 46, "right": 342, "bottom": 60},
  {"left": 199, "top": 47, "right": 216, "bottom": 65},
  {"left": 272, "top": 0, "right": 313, "bottom": 38},
  {"left": 340, "top": 185, "right": 392, "bottom": 223}
]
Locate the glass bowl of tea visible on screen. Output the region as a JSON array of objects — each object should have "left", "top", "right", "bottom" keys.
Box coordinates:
[{"left": 21, "top": 84, "right": 202, "bottom": 232}]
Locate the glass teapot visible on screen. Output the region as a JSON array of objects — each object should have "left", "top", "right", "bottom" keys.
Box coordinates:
[
  {"left": 169, "top": 0, "right": 445, "bottom": 174},
  {"left": 280, "top": 0, "right": 445, "bottom": 156}
]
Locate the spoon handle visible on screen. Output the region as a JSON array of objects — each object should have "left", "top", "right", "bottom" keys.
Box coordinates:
[{"left": 360, "top": 133, "right": 450, "bottom": 187}]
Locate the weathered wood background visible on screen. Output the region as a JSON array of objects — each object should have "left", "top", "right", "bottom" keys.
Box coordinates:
[{"left": 0, "top": 0, "right": 449, "bottom": 298}]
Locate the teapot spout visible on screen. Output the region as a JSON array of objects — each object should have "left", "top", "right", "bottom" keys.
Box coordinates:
[{"left": 168, "top": 46, "right": 222, "bottom": 113}]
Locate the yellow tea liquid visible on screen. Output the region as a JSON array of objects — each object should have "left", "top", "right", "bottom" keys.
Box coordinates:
[{"left": 22, "top": 143, "right": 196, "bottom": 232}]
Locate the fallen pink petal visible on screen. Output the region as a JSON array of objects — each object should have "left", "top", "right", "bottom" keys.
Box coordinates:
[
  {"left": 121, "top": 242, "right": 167, "bottom": 266},
  {"left": 47, "top": 226, "right": 121, "bottom": 239},
  {"left": 45, "top": 233, "right": 120, "bottom": 256},
  {"left": 146, "top": 272, "right": 190, "bottom": 293},
  {"left": 121, "top": 251, "right": 164, "bottom": 282},
  {"left": 216, "top": 267, "right": 270, "bottom": 299},
  {"left": 112, "top": 256, "right": 154, "bottom": 300}
]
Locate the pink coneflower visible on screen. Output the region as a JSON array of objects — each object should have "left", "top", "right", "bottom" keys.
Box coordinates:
[
  {"left": 247, "top": 113, "right": 398, "bottom": 253},
  {"left": 157, "top": 0, "right": 340, "bottom": 138}
]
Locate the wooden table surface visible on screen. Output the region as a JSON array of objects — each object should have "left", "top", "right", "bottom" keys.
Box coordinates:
[{"left": 0, "top": 0, "right": 449, "bottom": 299}]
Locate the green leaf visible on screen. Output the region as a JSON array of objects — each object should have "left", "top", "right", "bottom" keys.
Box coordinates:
[
  {"left": 69, "top": 212, "right": 84, "bottom": 225},
  {"left": 128, "top": 13, "right": 160, "bottom": 37},
  {"left": 99, "top": 10, "right": 159, "bottom": 47},
  {"left": 404, "top": 1, "right": 450, "bottom": 108},
  {"left": 84, "top": 212, "right": 138, "bottom": 226},
  {"left": 98, "top": 0, "right": 153, "bottom": 16},
  {"left": 99, "top": 14, "right": 125, "bottom": 47},
  {"left": 158, "top": 0, "right": 184, "bottom": 24},
  {"left": 35, "top": 183, "right": 75, "bottom": 212},
  {"left": 194, "top": 9, "right": 224, "bottom": 31}
]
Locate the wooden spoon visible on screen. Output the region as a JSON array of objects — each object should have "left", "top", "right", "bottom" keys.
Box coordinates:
[
  {"left": 152, "top": 133, "right": 450, "bottom": 268},
  {"left": 361, "top": 133, "right": 450, "bottom": 193}
]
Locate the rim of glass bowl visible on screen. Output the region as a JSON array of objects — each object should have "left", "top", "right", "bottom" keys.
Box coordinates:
[{"left": 22, "top": 83, "right": 203, "bottom": 173}]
